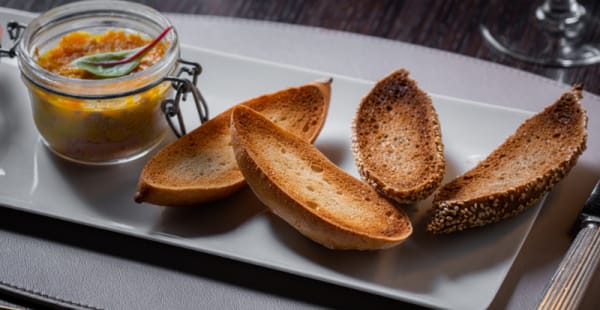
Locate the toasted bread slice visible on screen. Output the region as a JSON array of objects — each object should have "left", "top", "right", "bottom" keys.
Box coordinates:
[
  {"left": 135, "top": 79, "right": 331, "bottom": 206},
  {"left": 428, "top": 86, "right": 587, "bottom": 234},
  {"left": 231, "top": 105, "right": 412, "bottom": 250},
  {"left": 352, "top": 69, "right": 445, "bottom": 204}
]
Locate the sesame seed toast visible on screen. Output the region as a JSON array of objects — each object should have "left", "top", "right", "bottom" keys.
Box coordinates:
[
  {"left": 428, "top": 86, "right": 588, "bottom": 234},
  {"left": 231, "top": 105, "right": 412, "bottom": 250},
  {"left": 352, "top": 69, "right": 445, "bottom": 204},
  {"left": 134, "top": 79, "right": 331, "bottom": 207}
]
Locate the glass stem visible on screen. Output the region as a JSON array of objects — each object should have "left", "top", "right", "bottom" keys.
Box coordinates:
[{"left": 536, "top": 0, "right": 586, "bottom": 26}]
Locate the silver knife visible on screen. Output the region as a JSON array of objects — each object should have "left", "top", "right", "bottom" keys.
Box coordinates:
[{"left": 537, "top": 180, "right": 600, "bottom": 310}]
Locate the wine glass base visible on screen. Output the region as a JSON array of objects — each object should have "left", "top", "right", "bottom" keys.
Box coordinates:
[
  {"left": 480, "top": 1, "right": 600, "bottom": 68},
  {"left": 481, "top": 24, "right": 600, "bottom": 67}
]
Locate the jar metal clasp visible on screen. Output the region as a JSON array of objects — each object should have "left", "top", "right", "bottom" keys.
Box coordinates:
[
  {"left": 0, "top": 21, "right": 26, "bottom": 58},
  {"left": 161, "top": 59, "right": 209, "bottom": 138},
  {"left": 1, "top": 21, "right": 210, "bottom": 138}
]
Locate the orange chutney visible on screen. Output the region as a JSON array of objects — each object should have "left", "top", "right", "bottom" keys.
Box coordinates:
[
  {"left": 29, "top": 29, "right": 172, "bottom": 164},
  {"left": 37, "top": 29, "right": 167, "bottom": 79}
]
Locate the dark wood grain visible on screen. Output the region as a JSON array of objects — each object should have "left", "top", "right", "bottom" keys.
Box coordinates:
[{"left": 2, "top": 0, "right": 600, "bottom": 95}]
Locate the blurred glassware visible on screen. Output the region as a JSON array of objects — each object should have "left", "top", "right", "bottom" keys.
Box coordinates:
[{"left": 481, "top": 0, "right": 600, "bottom": 67}]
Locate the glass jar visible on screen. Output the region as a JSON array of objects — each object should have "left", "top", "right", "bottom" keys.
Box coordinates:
[{"left": 11, "top": 1, "right": 204, "bottom": 165}]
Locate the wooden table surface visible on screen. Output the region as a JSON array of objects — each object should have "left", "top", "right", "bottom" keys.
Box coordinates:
[{"left": 2, "top": 0, "right": 600, "bottom": 95}]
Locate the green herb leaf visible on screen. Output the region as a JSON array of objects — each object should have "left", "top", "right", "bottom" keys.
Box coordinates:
[
  {"left": 71, "top": 48, "right": 142, "bottom": 78},
  {"left": 70, "top": 26, "right": 173, "bottom": 78}
]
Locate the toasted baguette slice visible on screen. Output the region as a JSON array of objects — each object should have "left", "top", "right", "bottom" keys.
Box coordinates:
[
  {"left": 352, "top": 69, "right": 445, "bottom": 204},
  {"left": 231, "top": 105, "right": 412, "bottom": 250},
  {"left": 134, "top": 79, "right": 331, "bottom": 206},
  {"left": 428, "top": 86, "right": 588, "bottom": 234}
]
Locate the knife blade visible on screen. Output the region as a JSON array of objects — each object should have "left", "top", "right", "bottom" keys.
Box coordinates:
[
  {"left": 537, "top": 180, "right": 600, "bottom": 310},
  {"left": 581, "top": 180, "right": 600, "bottom": 226}
]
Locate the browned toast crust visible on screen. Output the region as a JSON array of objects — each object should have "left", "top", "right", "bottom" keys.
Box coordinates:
[
  {"left": 231, "top": 105, "right": 412, "bottom": 250},
  {"left": 135, "top": 80, "right": 331, "bottom": 206},
  {"left": 352, "top": 69, "right": 445, "bottom": 204},
  {"left": 428, "top": 86, "right": 588, "bottom": 234}
]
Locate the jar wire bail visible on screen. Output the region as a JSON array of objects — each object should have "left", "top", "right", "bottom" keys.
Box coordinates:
[
  {"left": 0, "top": 21, "right": 27, "bottom": 59},
  {"left": 161, "top": 58, "right": 209, "bottom": 138}
]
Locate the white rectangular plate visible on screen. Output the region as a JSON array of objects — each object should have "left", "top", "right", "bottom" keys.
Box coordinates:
[{"left": 0, "top": 45, "right": 540, "bottom": 310}]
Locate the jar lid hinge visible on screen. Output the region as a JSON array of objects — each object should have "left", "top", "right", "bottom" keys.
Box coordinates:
[{"left": 161, "top": 59, "right": 209, "bottom": 138}]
